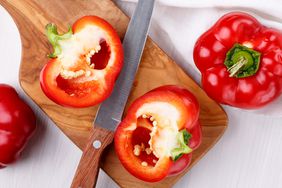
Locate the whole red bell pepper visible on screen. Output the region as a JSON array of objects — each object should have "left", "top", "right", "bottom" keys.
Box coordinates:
[
  {"left": 194, "top": 12, "right": 282, "bottom": 109},
  {"left": 0, "top": 84, "right": 36, "bottom": 168},
  {"left": 114, "top": 85, "right": 202, "bottom": 182},
  {"left": 40, "top": 16, "right": 123, "bottom": 107}
]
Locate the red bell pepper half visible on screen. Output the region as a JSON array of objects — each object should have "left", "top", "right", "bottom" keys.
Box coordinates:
[
  {"left": 0, "top": 84, "right": 36, "bottom": 168},
  {"left": 194, "top": 12, "right": 282, "bottom": 109},
  {"left": 40, "top": 16, "right": 123, "bottom": 107},
  {"left": 114, "top": 86, "right": 202, "bottom": 182}
]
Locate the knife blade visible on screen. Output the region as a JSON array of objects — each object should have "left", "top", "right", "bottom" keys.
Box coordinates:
[
  {"left": 94, "top": 0, "right": 155, "bottom": 130},
  {"left": 71, "top": 1, "right": 155, "bottom": 187}
]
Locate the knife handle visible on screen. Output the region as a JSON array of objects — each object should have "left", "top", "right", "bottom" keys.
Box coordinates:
[{"left": 71, "top": 127, "right": 114, "bottom": 188}]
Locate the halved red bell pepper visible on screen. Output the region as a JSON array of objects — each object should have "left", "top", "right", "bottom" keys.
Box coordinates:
[
  {"left": 114, "top": 85, "right": 202, "bottom": 182},
  {"left": 194, "top": 12, "right": 282, "bottom": 109},
  {"left": 0, "top": 84, "right": 36, "bottom": 168},
  {"left": 40, "top": 16, "right": 123, "bottom": 107}
]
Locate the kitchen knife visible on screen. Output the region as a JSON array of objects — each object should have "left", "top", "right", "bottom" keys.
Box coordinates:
[{"left": 71, "top": 0, "right": 155, "bottom": 187}]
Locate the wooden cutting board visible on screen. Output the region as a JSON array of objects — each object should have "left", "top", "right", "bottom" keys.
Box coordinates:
[{"left": 0, "top": 0, "right": 228, "bottom": 187}]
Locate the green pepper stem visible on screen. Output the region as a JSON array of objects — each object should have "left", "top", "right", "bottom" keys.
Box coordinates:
[
  {"left": 224, "top": 43, "right": 261, "bottom": 78},
  {"left": 170, "top": 130, "right": 192, "bottom": 161},
  {"left": 227, "top": 57, "right": 248, "bottom": 77},
  {"left": 46, "top": 23, "right": 73, "bottom": 58}
]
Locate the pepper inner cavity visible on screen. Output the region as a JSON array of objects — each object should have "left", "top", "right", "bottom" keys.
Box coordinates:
[
  {"left": 132, "top": 115, "right": 159, "bottom": 167},
  {"left": 88, "top": 41, "right": 111, "bottom": 70},
  {"left": 59, "top": 40, "right": 111, "bottom": 80}
]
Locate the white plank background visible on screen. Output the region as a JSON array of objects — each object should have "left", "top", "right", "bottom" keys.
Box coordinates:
[{"left": 0, "top": 1, "right": 282, "bottom": 188}]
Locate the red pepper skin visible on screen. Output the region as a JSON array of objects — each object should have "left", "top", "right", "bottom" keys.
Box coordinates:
[
  {"left": 194, "top": 12, "right": 282, "bottom": 109},
  {"left": 114, "top": 85, "right": 201, "bottom": 182},
  {"left": 0, "top": 84, "right": 36, "bottom": 167},
  {"left": 40, "top": 16, "right": 123, "bottom": 108}
]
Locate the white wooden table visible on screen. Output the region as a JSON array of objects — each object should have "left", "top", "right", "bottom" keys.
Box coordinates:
[{"left": 0, "top": 1, "right": 282, "bottom": 188}]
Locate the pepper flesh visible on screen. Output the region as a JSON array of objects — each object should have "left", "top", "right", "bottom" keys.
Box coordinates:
[
  {"left": 114, "top": 85, "right": 201, "bottom": 182},
  {"left": 40, "top": 16, "right": 123, "bottom": 107},
  {"left": 194, "top": 12, "right": 282, "bottom": 109},
  {"left": 0, "top": 84, "right": 36, "bottom": 167}
]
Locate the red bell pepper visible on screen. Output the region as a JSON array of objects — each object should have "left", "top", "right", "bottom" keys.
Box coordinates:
[
  {"left": 194, "top": 12, "right": 282, "bottom": 109},
  {"left": 0, "top": 84, "right": 36, "bottom": 168},
  {"left": 40, "top": 16, "right": 123, "bottom": 107},
  {"left": 114, "top": 85, "right": 202, "bottom": 182}
]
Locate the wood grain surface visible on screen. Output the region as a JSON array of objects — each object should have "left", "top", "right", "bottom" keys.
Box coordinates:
[{"left": 0, "top": 0, "right": 228, "bottom": 187}]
